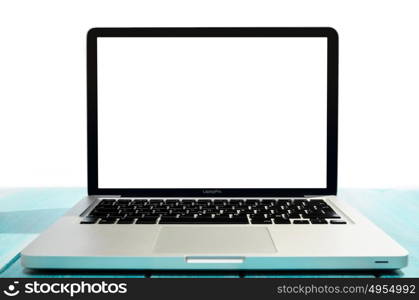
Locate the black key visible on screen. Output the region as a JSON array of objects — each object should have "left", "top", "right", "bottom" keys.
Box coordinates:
[
  {"left": 273, "top": 206, "right": 288, "bottom": 213},
  {"left": 161, "top": 217, "right": 196, "bottom": 223},
  {"left": 293, "top": 220, "right": 309, "bottom": 224},
  {"left": 251, "top": 219, "right": 272, "bottom": 224},
  {"left": 214, "top": 199, "right": 227, "bottom": 202},
  {"left": 323, "top": 212, "right": 341, "bottom": 219},
  {"left": 117, "top": 218, "right": 135, "bottom": 224},
  {"left": 108, "top": 213, "right": 126, "bottom": 218},
  {"left": 166, "top": 199, "right": 180, "bottom": 204},
  {"left": 196, "top": 214, "right": 213, "bottom": 219},
  {"left": 273, "top": 213, "right": 289, "bottom": 220},
  {"left": 279, "top": 200, "right": 293, "bottom": 206},
  {"left": 309, "top": 199, "right": 326, "bottom": 204},
  {"left": 229, "top": 200, "right": 244, "bottom": 206},
  {"left": 181, "top": 199, "right": 196, "bottom": 203},
  {"left": 213, "top": 213, "right": 229, "bottom": 219},
  {"left": 117, "top": 200, "right": 131, "bottom": 204},
  {"left": 197, "top": 199, "right": 212, "bottom": 204},
  {"left": 125, "top": 211, "right": 142, "bottom": 217},
  {"left": 143, "top": 213, "right": 159, "bottom": 218},
  {"left": 150, "top": 199, "right": 164, "bottom": 203},
  {"left": 92, "top": 207, "right": 115, "bottom": 212},
  {"left": 206, "top": 217, "right": 249, "bottom": 224},
  {"left": 158, "top": 211, "right": 169, "bottom": 216},
  {"left": 158, "top": 217, "right": 185, "bottom": 224},
  {"left": 251, "top": 213, "right": 266, "bottom": 219},
  {"left": 80, "top": 217, "right": 98, "bottom": 224},
  {"left": 287, "top": 211, "right": 301, "bottom": 218},
  {"left": 88, "top": 212, "right": 108, "bottom": 218},
  {"left": 136, "top": 217, "right": 157, "bottom": 224},
  {"left": 120, "top": 207, "right": 135, "bottom": 211},
  {"left": 98, "top": 218, "right": 116, "bottom": 224},
  {"left": 294, "top": 205, "right": 305, "bottom": 212},
  {"left": 100, "top": 199, "right": 116, "bottom": 205},
  {"left": 96, "top": 204, "right": 115, "bottom": 209},
  {"left": 166, "top": 203, "right": 180, "bottom": 209},
  {"left": 308, "top": 200, "right": 328, "bottom": 209},
  {"left": 287, "top": 214, "right": 301, "bottom": 219},
  {"left": 245, "top": 199, "right": 259, "bottom": 205},
  {"left": 133, "top": 199, "right": 148, "bottom": 204},
  {"left": 262, "top": 199, "right": 275, "bottom": 203},
  {"left": 159, "top": 216, "right": 248, "bottom": 224},
  {"left": 301, "top": 210, "right": 323, "bottom": 219},
  {"left": 293, "top": 199, "right": 308, "bottom": 206},
  {"left": 310, "top": 219, "right": 328, "bottom": 224},
  {"left": 274, "top": 217, "right": 291, "bottom": 224},
  {"left": 330, "top": 220, "right": 347, "bottom": 224}
]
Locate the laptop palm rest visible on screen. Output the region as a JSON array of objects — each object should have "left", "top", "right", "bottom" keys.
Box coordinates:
[{"left": 153, "top": 227, "right": 277, "bottom": 254}]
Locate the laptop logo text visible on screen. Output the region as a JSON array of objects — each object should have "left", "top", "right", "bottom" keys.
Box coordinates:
[{"left": 202, "top": 189, "right": 222, "bottom": 194}]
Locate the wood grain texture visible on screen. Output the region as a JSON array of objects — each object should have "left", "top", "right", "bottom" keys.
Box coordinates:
[{"left": 0, "top": 188, "right": 417, "bottom": 278}]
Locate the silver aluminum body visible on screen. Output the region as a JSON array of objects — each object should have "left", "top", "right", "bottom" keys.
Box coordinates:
[{"left": 21, "top": 196, "right": 408, "bottom": 270}]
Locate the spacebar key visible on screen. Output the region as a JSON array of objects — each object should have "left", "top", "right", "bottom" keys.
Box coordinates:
[{"left": 159, "top": 217, "right": 249, "bottom": 224}]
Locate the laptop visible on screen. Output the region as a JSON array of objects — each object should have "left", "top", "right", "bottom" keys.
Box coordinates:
[{"left": 21, "top": 27, "right": 407, "bottom": 270}]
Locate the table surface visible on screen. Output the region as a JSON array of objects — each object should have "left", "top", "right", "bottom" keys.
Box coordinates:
[{"left": 0, "top": 188, "right": 418, "bottom": 278}]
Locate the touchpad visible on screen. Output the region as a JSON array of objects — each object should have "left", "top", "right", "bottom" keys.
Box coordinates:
[{"left": 153, "top": 227, "right": 276, "bottom": 254}]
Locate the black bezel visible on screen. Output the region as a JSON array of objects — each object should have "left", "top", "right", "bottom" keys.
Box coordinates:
[{"left": 87, "top": 27, "right": 338, "bottom": 197}]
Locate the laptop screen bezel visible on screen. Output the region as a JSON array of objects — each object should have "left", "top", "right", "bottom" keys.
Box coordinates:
[{"left": 87, "top": 27, "right": 338, "bottom": 197}]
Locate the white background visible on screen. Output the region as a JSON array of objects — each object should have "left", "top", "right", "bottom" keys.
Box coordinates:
[
  {"left": 97, "top": 37, "right": 327, "bottom": 188},
  {"left": 1, "top": 0, "right": 418, "bottom": 188}
]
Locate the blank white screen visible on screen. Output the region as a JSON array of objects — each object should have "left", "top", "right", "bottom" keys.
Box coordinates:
[{"left": 97, "top": 37, "right": 327, "bottom": 188}]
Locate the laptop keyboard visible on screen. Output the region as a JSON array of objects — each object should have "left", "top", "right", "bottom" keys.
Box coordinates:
[{"left": 80, "top": 198, "right": 347, "bottom": 225}]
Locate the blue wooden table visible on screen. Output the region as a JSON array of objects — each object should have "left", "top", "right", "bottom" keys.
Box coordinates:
[{"left": 0, "top": 188, "right": 418, "bottom": 278}]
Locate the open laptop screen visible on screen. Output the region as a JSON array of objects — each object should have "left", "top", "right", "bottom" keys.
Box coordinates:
[{"left": 97, "top": 37, "right": 327, "bottom": 189}]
